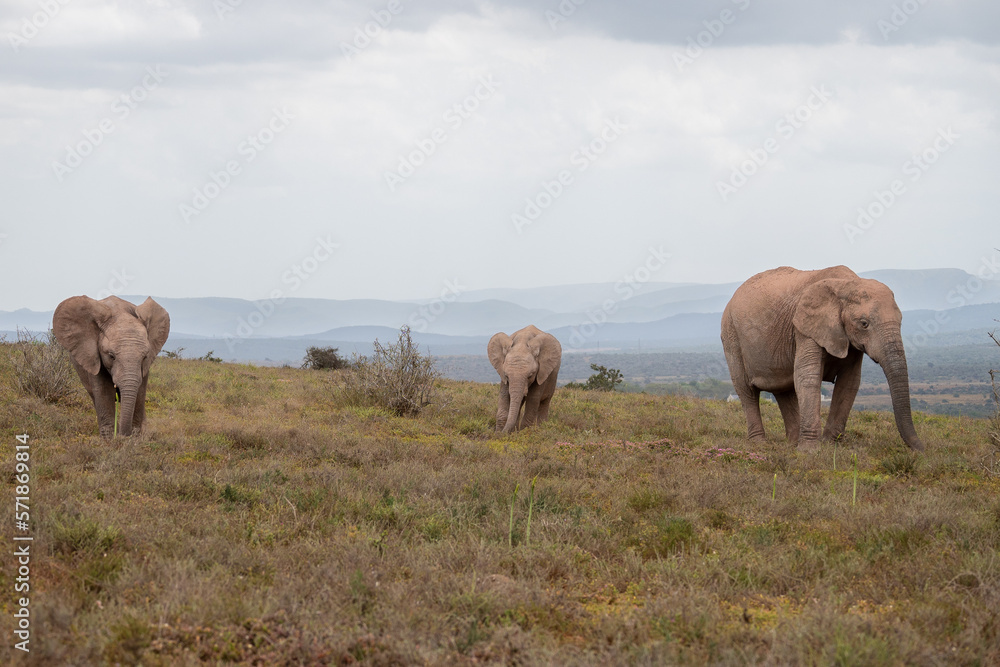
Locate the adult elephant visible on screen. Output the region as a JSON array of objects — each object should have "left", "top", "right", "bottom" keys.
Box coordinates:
[
  {"left": 721, "top": 266, "right": 923, "bottom": 451},
  {"left": 488, "top": 325, "right": 562, "bottom": 433},
  {"left": 53, "top": 295, "right": 170, "bottom": 438}
]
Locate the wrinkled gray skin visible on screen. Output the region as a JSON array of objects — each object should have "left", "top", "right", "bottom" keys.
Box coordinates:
[
  {"left": 488, "top": 325, "right": 562, "bottom": 433},
  {"left": 721, "top": 266, "right": 923, "bottom": 451},
  {"left": 53, "top": 296, "right": 170, "bottom": 439}
]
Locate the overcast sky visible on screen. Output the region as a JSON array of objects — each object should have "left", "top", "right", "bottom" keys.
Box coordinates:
[{"left": 1, "top": 0, "right": 997, "bottom": 311}]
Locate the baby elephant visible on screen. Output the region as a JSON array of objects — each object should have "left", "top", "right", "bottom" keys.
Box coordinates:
[
  {"left": 53, "top": 295, "right": 170, "bottom": 438},
  {"left": 488, "top": 325, "right": 562, "bottom": 433}
]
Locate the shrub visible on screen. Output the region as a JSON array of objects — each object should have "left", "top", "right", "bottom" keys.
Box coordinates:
[
  {"left": 344, "top": 326, "right": 437, "bottom": 416},
  {"left": 302, "top": 346, "right": 349, "bottom": 370},
  {"left": 199, "top": 350, "right": 223, "bottom": 363},
  {"left": 11, "top": 328, "right": 77, "bottom": 402},
  {"left": 990, "top": 329, "right": 1000, "bottom": 453},
  {"left": 584, "top": 364, "right": 623, "bottom": 392}
]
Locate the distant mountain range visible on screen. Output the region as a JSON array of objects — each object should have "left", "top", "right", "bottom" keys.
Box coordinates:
[{"left": 2, "top": 268, "right": 998, "bottom": 365}]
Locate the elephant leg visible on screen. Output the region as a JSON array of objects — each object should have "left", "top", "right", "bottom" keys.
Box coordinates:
[
  {"left": 773, "top": 390, "right": 800, "bottom": 444},
  {"left": 735, "top": 387, "right": 765, "bottom": 441},
  {"left": 132, "top": 376, "right": 150, "bottom": 434},
  {"left": 92, "top": 374, "right": 118, "bottom": 438},
  {"left": 793, "top": 339, "right": 825, "bottom": 450},
  {"left": 537, "top": 394, "right": 552, "bottom": 423},
  {"left": 724, "top": 340, "right": 766, "bottom": 442},
  {"left": 824, "top": 357, "right": 862, "bottom": 441},
  {"left": 522, "top": 385, "right": 543, "bottom": 427},
  {"left": 496, "top": 382, "right": 511, "bottom": 432}
]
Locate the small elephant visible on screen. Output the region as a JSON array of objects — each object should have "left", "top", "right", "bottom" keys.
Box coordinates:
[
  {"left": 53, "top": 295, "right": 170, "bottom": 438},
  {"left": 721, "top": 266, "right": 923, "bottom": 451},
  {"left": 488, "top": 325, "right": 562, "bottom": 433}
]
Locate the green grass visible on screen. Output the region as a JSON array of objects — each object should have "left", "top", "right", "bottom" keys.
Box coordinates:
[{"left": 1, "top": 350, "right": 999, "bottom": 664}]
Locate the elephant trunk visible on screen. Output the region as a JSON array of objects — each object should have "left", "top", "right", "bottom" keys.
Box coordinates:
[
  {"left": 113, "top": 374, "right": 141, "bottom": 437},
  {"left": 877, "top": 331, "right": 923, "bottom": 450},
  {"left": 502, "top": 381, "right": 526, "bottom": 434}
]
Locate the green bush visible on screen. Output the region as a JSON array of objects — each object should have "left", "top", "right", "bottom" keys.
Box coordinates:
[
  {"left": 302, "top": 346, "right": 349, "bottom": 370},
  {"left": 585, "top": 364, "right": 623, "bottom": 392},
  {"left": 344, "top": 326, "right": 438, "bottom": 416}
]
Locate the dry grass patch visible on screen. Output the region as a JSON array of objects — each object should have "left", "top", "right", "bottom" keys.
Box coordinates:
[{"left": 1, "top": 346, "right": 999, "bottom": 663}]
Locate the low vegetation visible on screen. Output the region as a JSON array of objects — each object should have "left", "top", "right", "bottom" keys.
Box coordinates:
[
  {"left": 302, "top": 346, "right": 350, "bottom": 371},
  {"left": 1, "top": 340, "right": 999, "bottom": 664},
  {"left": 564, "top": 363, "right": 624, "bottom": 392},
  {"left": 7, "top": 329, "right": 76, "bottom": 403},
  {"left": 343, "top": 326, "right": 438, "bottom": 416}
]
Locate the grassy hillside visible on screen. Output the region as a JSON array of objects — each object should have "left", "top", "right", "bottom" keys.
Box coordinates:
[{"left": 1, "top": 352, "right": 999, "bottom": 664}]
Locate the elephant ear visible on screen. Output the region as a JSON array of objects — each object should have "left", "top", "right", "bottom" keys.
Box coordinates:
[
  {"left": 136, "top": 298, "right": 170, "bottom": 374},
  {"left": 52, "top": 296, "right": 113, "bottom": 375},
  {"left": 793, "top": 280, "right": 850, "bottom": 359},
  {"left": 529, "top": 333, "right": 562, "bottom": 386},
  {"left": 488, "top": 332, "right": 512, "bottom": 380},
  {"left": 486, "top": 331, "right": 514, "bottom": 382}
]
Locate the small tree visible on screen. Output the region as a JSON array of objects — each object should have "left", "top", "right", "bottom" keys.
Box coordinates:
[
  {"left": 344, "top": 326, "right": 438, "bottom": 416},
  {"left": 302, "top": 346, "right": 348, "bottom": 370},
  {"left": 11, "top": 328, "right": 77, "bottom": 403},
  {"left": 989, "top": 327, "right": 1000, "bottom": 453},
  {"left": 584, "top": 364, "right": 623, "bottom": 392}
]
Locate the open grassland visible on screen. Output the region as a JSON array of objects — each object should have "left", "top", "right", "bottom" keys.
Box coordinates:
[{"left": 1, "top": 354, "right": 1000, "bottom": 665}]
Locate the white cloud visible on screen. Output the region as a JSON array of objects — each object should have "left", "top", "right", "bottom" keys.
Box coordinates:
[{"left": 0, "top": 2, "right": 997, "bottom": 309}]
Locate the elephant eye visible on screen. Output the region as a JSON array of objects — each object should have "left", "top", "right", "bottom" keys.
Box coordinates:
[{"left": 859, "top": 319, "right": 870, "bottom": 330}]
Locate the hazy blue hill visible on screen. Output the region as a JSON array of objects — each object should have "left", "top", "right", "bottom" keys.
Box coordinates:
[
  {"left": 146, "top": 296, "right": 561, "bottom": 339},
  {"left": 2, "top": 270, "right": 996, "bottom": 357},
  {"left": 551, "top": 312, "right": 724, "bottom": 351},
  {"left": 616, "top": 282, "right": 740, "bottom": 308},
  {"left": 412, "top": 299, "right": 567, "bottom": 336},
  {"left": 295, "top": 325, "right": 486, "bottom": 348},
  {"left": 611, "top": 294, "right": 736, "bottom": 323},
  {"left": 0, "top": 308, "right": 53, "bottom": 332},
  {"left": 860, "top": 268, "right": 1000, "bottom": 310},
  {"left": 901, "top": 303, "right": 1000, "bottom": 340},
  {"left": 453, "top": 283, "right": 685, "bottom": 312}
]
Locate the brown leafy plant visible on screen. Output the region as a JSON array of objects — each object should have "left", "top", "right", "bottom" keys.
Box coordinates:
[
  {"left": 10, "top": 328, "right": 77, "bottom": 402},
  {"left": 344, "top": 326, "right": 437, "bottom": 416}
]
